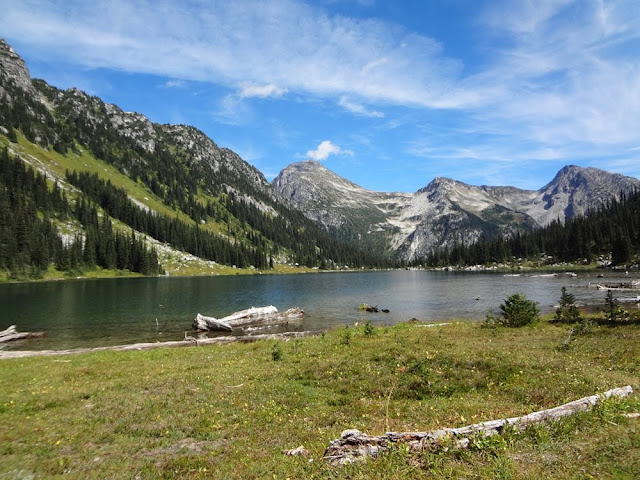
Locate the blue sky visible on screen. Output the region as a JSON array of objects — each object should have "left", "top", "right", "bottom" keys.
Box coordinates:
[{"left": 1, "top": 0, "right": 639, "bottom": 192}]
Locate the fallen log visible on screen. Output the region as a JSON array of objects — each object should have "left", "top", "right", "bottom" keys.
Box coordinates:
[
  {"left": 0, "top": 330, "right": 320, "bottom": 360},
  {"left": 220, "top": 306, "right": 278, "bottom": 325},
  {"left": 323, "top": 385, "right": 634, "bottom": 465},
  {"left": 193, "top": 306, "right": 305, "bottom": 331},
  {"left": 0, "top": 325, "right": 45, "bottom": 343},
  {"left": 193, "top": 313, "right": 232, "bottom": 332}
]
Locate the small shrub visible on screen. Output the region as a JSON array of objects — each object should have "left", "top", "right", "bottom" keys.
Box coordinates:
[
  {"left": 271, "top": 343, "right": 283, "bottom": 361},
  {"left": 603, "top": 290, "right": 629, "bottom": 323},
  {"left": 340, "top": 327, "right": 352, "bottom": 346},
  {"left": 558, "top": 317, "right": 594, "bottom": 350},
  {"left": 364, "top": 321, "right": 375, "bottom": 336},
  {"left": 481, "top": 311, "right": 500, "bottom": 329},
  {"left": 553, "top": 286, "right": 582, "bottom": 323},
  {"left": 498, "top": 293, "right": 540, "bottom": 327},
  {"left": 573, "top": 317, "right": 594, "bottom": 335}
]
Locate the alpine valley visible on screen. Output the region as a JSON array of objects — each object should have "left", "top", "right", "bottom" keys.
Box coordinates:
[{"left": 1, "top": 38, "right": 639, "bottom": 278}]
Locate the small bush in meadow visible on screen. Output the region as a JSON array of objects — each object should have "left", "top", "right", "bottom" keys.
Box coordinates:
[
  {"left": 364, "top": 321, "right": 375, "bottom": 336},
  {"left": 554, "top": 286, "right": 582, "bottom": 323},
  {"left": 603, "top": 290, "right": 629, "bottom": 323},
  {"left": 498, "top": 293, "right": 540, "bottom": 327},
  {"left": 271, "top": 343, "right": 283, "bottom": 361}
]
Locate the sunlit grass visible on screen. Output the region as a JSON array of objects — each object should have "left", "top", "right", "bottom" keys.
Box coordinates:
[{"left": 1, "top": 320, "right": 638, "bottom": 478}]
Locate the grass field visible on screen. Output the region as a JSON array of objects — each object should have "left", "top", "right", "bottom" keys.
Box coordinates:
[{"left": 1, "top": 318, "right": 638, "bottom": 479}]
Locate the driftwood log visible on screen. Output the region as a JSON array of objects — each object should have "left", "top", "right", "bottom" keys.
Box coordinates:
[
  {"left": 193, "top": 313, "right": 233, "bottom": 332},
  {"left": 0, "top": 325, "right": 45, "bottom": 343},
  {"left": 323, "top": 385, "right": 634, "bottom": 465},
  {"left": 194, "top": 306, "right": 305, "bottom": 331}
]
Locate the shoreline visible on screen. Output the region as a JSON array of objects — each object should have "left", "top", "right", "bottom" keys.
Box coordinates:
[
  {"left": 0, "top": 330, "right": 320, "bottom": 360},
  {"left": 2, "top": 261, "right": 635, "bottom": 285}
]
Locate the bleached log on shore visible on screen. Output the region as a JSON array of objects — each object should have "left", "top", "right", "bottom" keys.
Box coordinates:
[
  {"left": 220, "top": 306, "right": 278, "bottom": 325},
  {"left": 0, "top": 330, "right": 320, "bottom": 360},
  {"left": 193, "top": 313, "right": 233, "bottom": 332},
  {"left": 228, "top": 307, "right": 305, "bottom": 328},
  {"left": 193, "top": 306, "right": 305, "bottom": 331},
  {"left": 0, "top": 325, "right": 45, "bottom": 343},
  {"left": 323, "top": 385, "right": 634, "bottom": 466}
]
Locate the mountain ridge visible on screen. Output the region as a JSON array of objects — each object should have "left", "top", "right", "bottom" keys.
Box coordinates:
[{"left": 272, "top": 160, "right": 640, "bottom": 262}]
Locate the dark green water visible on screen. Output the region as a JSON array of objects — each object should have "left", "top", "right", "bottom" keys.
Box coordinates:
[{"left": 1, "top": 270, "right": 638, "bottom": 350}]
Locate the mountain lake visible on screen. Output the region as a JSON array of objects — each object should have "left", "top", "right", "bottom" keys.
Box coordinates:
[{"left": 1, "top": 269, "right": 639, "bottom": 351}]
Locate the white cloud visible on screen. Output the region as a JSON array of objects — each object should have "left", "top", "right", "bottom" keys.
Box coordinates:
[
  {"left": 338, "top": 96, "right": 384, "bottom": 117},
  {"left": 482, "top": 0, "right": 573, "bottom": 34},
  {"left": 0, "top": 0, "right": 463, "bottom": 108},
  {"left": 212, "top": 94, "right": 252, "bottom": 126},
  {"left": 1, "top": 0, "right": 639, "bottom": 177},
  {"left": 360, "top": 57, "right": 388, "bottom": 75},
  {"left": 164, "top": 79, "right": 186, "bottom": 88},
  {"left": 430, "top": 0, "right": 640, "bottom": 167},
  {"left": 305, "top": 140, "right": 354, "bottom": 161},
  {"left": 239, "top": 83, "right": 287, "bottom": 99}
]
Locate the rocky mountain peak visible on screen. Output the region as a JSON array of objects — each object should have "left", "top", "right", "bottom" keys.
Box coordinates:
[
  {"left": 534, "top": 165, "right": 639, "bottom": 223},
  {"left": 273, "top": 161, "right": 372, "bottom": 203},
  {"left": 0, "top": 38, "right": 35, "bottom": 95},
  {"left": 273, "top": 161, "right": 640, "bottom": 262},
  {"left": 273, "top": 161, "right": 341, "bottom": 184},
  {"left": 418, "top": 176, "right": 463, "bottom": 194},
  {"left": 104, "top": 104, "right": 156, "bottom": 153}
]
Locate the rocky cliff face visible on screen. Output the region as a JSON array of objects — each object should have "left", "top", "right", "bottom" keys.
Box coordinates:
[
  {"left": 158, "top": 124, "right": 274, "bottom": 199},
  {"left": 532, "top": 165, "right": 636, "bottom": 224},
  {"left": 0, "top": 39, "right": 37, "bottom": 99},
  {"left": 273, "top": 161, "right": 640, "bottom": 262},
  {"left": 272, "top": 161, "right": 409, "bottom": 254}
]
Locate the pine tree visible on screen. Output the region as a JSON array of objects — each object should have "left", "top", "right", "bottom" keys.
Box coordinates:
[{"left": 554, "top": 286, "right": 582, "bottom": 323}]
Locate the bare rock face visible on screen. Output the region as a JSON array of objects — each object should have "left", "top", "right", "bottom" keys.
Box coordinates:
[
  {"left": 0, "top": 38, "right": 38, "bottom": 99},
  {"left": 533, "top": 165, "right": 637, "bottom": 224},
  {"left": 158, "top": 124, "right": 277, "bottom": 208},
  {"left": 104, "top": 103, "right": 156, "bottom": 153},
  {"left": 273, "top": 161, "right": 640, "bottom": 262}
]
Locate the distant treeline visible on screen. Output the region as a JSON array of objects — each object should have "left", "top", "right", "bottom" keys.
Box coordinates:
[
  {"left": 0, "top": 147, "right": 162, "bottom": 278},
  {"left": 415, "top": 189, "right": 640, "bottom": 268}
]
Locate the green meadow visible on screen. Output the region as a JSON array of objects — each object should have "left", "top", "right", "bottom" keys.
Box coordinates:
[{"left": 1, "top": 318, "right": 638, "bottom": 479}]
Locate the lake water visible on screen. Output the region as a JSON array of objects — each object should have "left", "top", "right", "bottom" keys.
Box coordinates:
[{"left": 1, "top": 270, "right": 639, "bottom": 351}]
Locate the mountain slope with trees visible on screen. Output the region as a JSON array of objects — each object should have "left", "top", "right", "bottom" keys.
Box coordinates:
[
  {"left": 2, "top": 37, "right": 638, "bottom": 279},
  {"left": 0, "top": 147, "right": 162, "bottom": 277},
  {"left": 0, "top": 38, "right": 390, "bottom": 279},
  {"left": 417, "top": 188, "right": 640, "bottom": 268}
]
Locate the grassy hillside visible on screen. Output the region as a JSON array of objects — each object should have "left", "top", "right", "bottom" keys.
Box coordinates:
[{"left": 0, "top": 319, "right": 638, "bottom": 478}]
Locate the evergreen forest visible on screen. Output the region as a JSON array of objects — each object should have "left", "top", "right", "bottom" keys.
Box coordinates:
[
  {"left": 0, "top": 147, "right": 163, "bottom": 278},
  {"left": 416, "top": 188, "right": 640, "bottom": 268}
]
